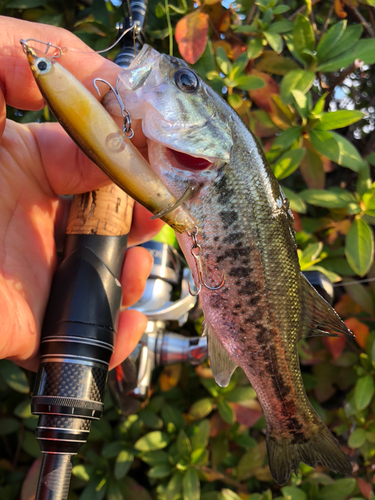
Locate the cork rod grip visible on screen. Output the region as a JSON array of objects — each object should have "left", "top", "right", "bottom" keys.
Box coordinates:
[{"left": 66, "top": 184, "right": 134, "bottom": 236}]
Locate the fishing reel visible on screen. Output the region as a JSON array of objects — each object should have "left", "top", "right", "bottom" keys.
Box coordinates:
[
  {"left": 109, "top": 241, "right": 334, "bottom": 415},
  {"left": 108, "top": 240, "right": 207, "bottom": 415}
]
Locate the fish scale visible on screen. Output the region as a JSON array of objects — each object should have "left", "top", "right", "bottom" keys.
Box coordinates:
[{"left": 118, "top": 44, "right": 354, "bottom": 485}]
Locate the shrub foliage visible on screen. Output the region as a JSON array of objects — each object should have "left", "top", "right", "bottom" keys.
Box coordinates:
[{"left": 2, "top": 0, "right": 375, "bottom": 499}]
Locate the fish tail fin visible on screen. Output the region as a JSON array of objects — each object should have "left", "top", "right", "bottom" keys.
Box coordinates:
[{"left": 266, "top": 423, "right": 352, "bottom": 485}]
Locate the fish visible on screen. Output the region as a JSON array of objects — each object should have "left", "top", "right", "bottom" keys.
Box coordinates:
[
  {"left": 116, "top": 45, "right": 354, "bottom": 485},
  {"left": 21, "top": 41, "right": 196, "bottom": 233}
]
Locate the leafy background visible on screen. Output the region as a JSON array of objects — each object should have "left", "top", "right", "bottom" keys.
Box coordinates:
[{"left": 2, "top": 0, "right": 375, "bottom": 499}]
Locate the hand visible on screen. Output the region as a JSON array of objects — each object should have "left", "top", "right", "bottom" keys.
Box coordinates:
[{"left": 0, "top": 17, "right": 162, "bottom": 371}]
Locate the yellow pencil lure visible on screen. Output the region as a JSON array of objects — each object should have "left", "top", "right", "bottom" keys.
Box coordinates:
[{"left": 21, "top": 41, "right": 196, "bottom": 233}]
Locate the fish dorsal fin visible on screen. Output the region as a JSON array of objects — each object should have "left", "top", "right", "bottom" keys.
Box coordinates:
[
  {"left": 300, "top": 273, "right": 354, "bottom": 340},
  {"left": 204, "top": 320, "right": 238, "bottom": 387}
]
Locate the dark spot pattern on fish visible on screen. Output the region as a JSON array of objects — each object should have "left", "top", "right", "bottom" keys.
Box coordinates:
[
  {"left": 228, "top": 266, "right": 249, "bottom": 278},
  {"left": 219, "top": 210, "right": 238, "bottom": 227},
  {"left": 249, "top": 296, "right": 261, "bottom": 306},
  {"left": 214, "top": 173, "right": 235, "bottom": 205},
  {"left": 240, "top": 280, "right": 259, "bottom": 296},
  {"left": 223, "top": 232, "right": 244, "bottom": 243}
]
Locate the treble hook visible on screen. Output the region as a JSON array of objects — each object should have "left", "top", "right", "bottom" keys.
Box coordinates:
[
  {"left": 93, "top": 78, "right": 134, "bottom": 138},
  {"left": 187, "top": 227, "right": 225, "bottom": 296},
  {"left": 20, "top": 38, "right": 62, "bottom": 58}
]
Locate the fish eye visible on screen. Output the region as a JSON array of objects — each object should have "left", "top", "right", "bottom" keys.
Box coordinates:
[
  {"left": 174, "top": 68, "right": 199, "bottom": 93},
  {"left": 35, "top": 58, "right": 52, "bottom": 74}
]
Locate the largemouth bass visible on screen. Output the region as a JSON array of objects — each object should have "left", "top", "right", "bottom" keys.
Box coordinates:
[{"left": 116, "top": 45, "right": 354, "bottom": 484}]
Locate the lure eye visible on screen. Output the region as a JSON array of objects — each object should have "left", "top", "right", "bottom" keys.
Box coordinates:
[
  {"left": 35, "top": 58, "right": 52, "bottom": 75},
  {"left": 174, "top": 69, "right": 198, "bottom": 93}
]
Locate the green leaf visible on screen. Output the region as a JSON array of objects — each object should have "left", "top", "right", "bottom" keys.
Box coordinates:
[
  {"left": 292, "top": 14, "right": 315, "bottom": 64},
  {"left": 148, "top": 463, "right": 173, "bottom": 478},
  {"left": 216, "top": 47, "right": 231, "bottom": 75},
  {"left": 107, "top": 481, "right": 123, "bottom": 500},
  {"left": 309, "top": 129, "right": 365, "bottom": 171},
  {"left": 139, "top": 410, "right": 164, "bottom": 429},
  {"left": 140, "top": 450, "right": 170, "bottom": 465},
  {"left": 103, "top": 441, "right": 126, "bottom": 458},
  {"left": 281, "top": 486, "right": 307, "bottom": 500},
  {"left": 190, "top": 420, "right": 210, "bottom": 451},
  {"left": 14, "top": 399, "right": 32, "bottom": 418},
  {"left": 217, "top": 400, "right": 236, "bottom": 424},
  {"left": 81, "top": 478, "right": 108, "bottom": 500},
  {"left": 280, "top": 70, "right": 315, "bottom": 105},
  {"left": 221, "top": 489, "right": 242, "bottom": 500},
  {"left": 227, "top": 94, "right": 243, "bottom": 109},
  {"left": 326, "top": 24, "right": 362, "bottom": 60},
  {"left": 255, "top": 52, "right": 299, "bottom": 75},
  {"left": 161, "top": 404, "right": 185, "bottom": 431},
  {"left": 345, "top": 218, "right": 374, "bottom": 276},
  {"left": 272, "top": 127, "right": 302, "bottom": 152},
  {"left": 267, "top": 20, "right": 293, "bottom": 34},
  {"left": 72, "top": 464, "right": 95, "bottom": 482},
  {"left": 317, "top": 38, "right": 375, "bottom": 72},
  {"left": 299, "top": 188, "right": 353, "bottom": 208},
  {"left": 237, "top": 443, "right": 266, "bottom": 480},
  {"left": 348, "top": 428, "right": 367, "bottom": 448},
  {"left": 343, "top": 277, "right": 373, "bottom": 315},
  {"left": 224, "top": 386, "right": 256, "bottom": 402},
  {"left": 315, "top": 110, "right": 364, "bottom": 131},
  {"left": 354, "top": 375, "right": 374, "bottom": 411},
  {"left": 273, "top": 4, "right": 290, "bottom": 14},
  {"left": 0, "top": 360, "right": 29, "bottom": 393},
  {"left": 182, "top": 468, "right": 200, "bottom": 500},
  {"left": 318, "top": 479, "right": 356, "bottom": 500},
  {"left": 166, "top": 473, "right": 183, "bottom": 500},
  {"left": 247, "top": 38, "right": 264, "bottom": 60},
  {"left": 189, "top": 398, "right": 214, "bottom": 419},
  {"left": 235, "top": 75, "right": 265, "bottom": 91},
  {"left": 316, "top": 20, "right": 346, "bottom": 62},
  {"left": 273, "top": 148, "right": 306, "bottom": 180},
  {"left": 0, "top": 418, "right": 20, "bottom": 436},
  {"left": 230, "top": 53, "right": 250, "bottom": 80},
  {"left": 177, "top": 430, "right": 191, "bottom": 458},
  {"left": 281, "top": 187, "right": 307, "bottom": 214},
  {"left": 134, "top": 431, "right": 170, "bottom": 451},
  {"left": 115, "top": 450, "right": 134, "bottom": 480},
  {"left": 263, "top": 32, "right": 283, "bottom": 53},
  {"left": 22, "top": 430, "right": 41, "bottom": 458},
  {"left": 190, "top": 448, "right": 208, "bottom": 465}
]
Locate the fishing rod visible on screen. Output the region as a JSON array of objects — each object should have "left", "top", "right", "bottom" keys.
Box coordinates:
[{"left": 30, "top": 2, "right": 147, "bottom": 498}]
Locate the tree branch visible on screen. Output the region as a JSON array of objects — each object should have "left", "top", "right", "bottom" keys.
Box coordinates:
[
  {"left": 349, "top": 7, "right": 375, "bottom": 38},
  {"left": 289, "top": 0, "right": 322, "bottom": 21}
]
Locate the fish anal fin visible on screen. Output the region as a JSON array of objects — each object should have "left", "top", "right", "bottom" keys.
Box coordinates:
[
  {"left": 300, "top": 274, "right": 354, "bottom": 340},
  {"left": 204, "top": 320, "right": 238, "bottom": 387},
  {"left": 267, "top": 424, "right": 352, "bottom": 485}
]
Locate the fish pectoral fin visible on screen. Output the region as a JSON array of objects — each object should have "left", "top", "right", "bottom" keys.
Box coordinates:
[
  {"left": 300, "top": 274, "right": 354, "bottom": 340},
  {"left": 205, "top": 320, "right": 238, "bottom": 388}
]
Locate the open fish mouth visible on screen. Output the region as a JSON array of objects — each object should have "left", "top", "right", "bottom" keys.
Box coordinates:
[{"left": 164, "top": 147, "right": 214, "bottom": 171}]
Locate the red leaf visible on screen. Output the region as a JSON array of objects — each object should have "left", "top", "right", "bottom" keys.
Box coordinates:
[
  {"left": 232, "top": 403, "right": 262, "bottom": 427},
  {"left": 345, "top": 317, "right": 370, "bottom": 349},
  {"left": 175, "top": 11, "right": 209, "bottom": 64},
  {"left": 322, "top": 335, "right": 346, "bottom": 360},
  {"left": 357, "top": 478, "right": 372, "bottom": 500},
  {"left": 248, "top": 69, "right": 279, "bottom": 114}
]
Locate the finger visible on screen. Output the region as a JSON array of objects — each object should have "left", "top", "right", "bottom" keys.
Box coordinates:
[
  {"left": 0, "top": 17, "right": 121, "bottom": 111},
  {"left": 128, "top": 204, "right": 165, "bottom": 247},
  {"left": 120, "top": 246, "right": 153, "bottom": 308},
  {"left": 109, "top": 309, "right": 147, "bottom": 369}
]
